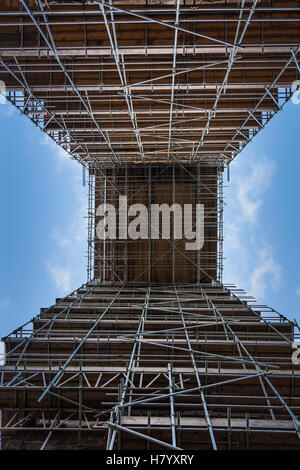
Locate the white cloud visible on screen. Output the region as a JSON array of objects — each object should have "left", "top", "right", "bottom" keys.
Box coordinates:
[
  {"left": 249, "top": 244, "right": 282, "bottom": 298},
  {"left": 234, "top": 156, "right": 276, "bottom": 224},
  {"left": 40, "top": 129, "right": 87, "bottom": 293},
  {"left": 40, "top": 133, "right": 71, "bottom": 171},
  {"left": 223, "top": 154, "right": 281, "bottom": 301},
  {"left": 46, "top": 183, "right": 86, "bottom": 293},
  {"left": 0, "top": 101, "right": 15, "bottom": 117},
  {"left": 47, "top": 262, "right": 71, "bottom": 293},
  {"left": 45, "top": 147, "right": 87, "bottom": 293},
  {"left": 0, "top": 297, "right": 11, "bottom": 312},
  {"left": 51, "top": 179, "right": 87, "bottom": 255}
]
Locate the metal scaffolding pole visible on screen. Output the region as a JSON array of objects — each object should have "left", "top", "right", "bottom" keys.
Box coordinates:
[{"left": 175, "top": 287, "right": 217, "bottom": 450}]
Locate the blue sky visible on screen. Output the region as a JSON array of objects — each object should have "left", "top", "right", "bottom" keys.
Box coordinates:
[
  {"left": 0, "top": 102, "right": 87, "bottom": 337},
  {"left": 223, "top": 101, "right": 300, "bottom": 322},
  {"left": 0, "top": 97, "right": 299, "bottom": 337}
]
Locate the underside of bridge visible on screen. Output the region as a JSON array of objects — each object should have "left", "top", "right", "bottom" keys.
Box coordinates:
[{"left": 0, "top": 0, "right": 300, "bottom": 451}]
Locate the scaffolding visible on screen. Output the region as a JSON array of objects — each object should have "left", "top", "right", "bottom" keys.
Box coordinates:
[
  {"left": 0, "top": 282, "right": 300, "bottom": 450},
  {"left": 89, "top": 162, "right": 223, "bottom": 285},
  {"left": 0, "top": 0, "right": 300, "bottom": 451},
  {"left": 0, "top": 1, "right": 299, "bottom": 167}
]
